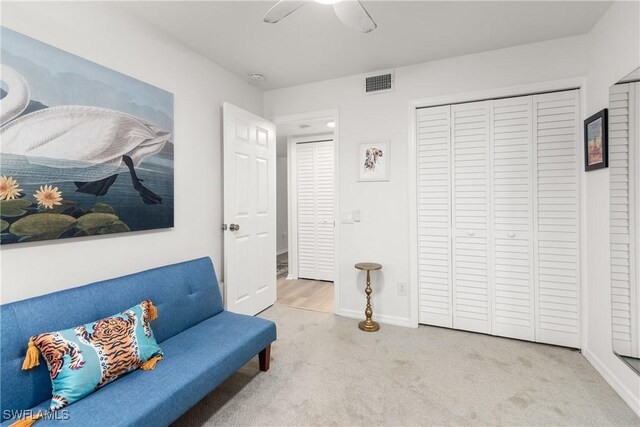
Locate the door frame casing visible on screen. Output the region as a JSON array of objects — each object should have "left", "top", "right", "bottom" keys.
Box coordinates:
[
  {"left": 272, "top": 109, "right": 340, "bottom": 315},
  {"left": 407, "top": 77, "right": 587, "bottom": 332},
  {"left": 287, "top": 133, "right": 335, "bottom": 281}
]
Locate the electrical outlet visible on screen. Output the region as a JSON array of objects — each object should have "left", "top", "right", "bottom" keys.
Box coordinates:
[{"left": 398, "top": 282, "right": 408, "bottom": 296}]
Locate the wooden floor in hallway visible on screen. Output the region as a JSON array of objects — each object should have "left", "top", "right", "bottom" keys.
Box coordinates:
[{"left": 276, "top": 277, "right": 334, "bottom": 314}]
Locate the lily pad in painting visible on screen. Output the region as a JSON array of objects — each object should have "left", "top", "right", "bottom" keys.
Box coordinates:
[
  {"left": 76, "top": 213, "right": 129, "bottom": 235},
  {"left": 9, "top": 214, "right": 77, "bottom": 241},
  {"left": 0, "top": 199, "right": 32, "bottom": 217},
  {"left": 90, "top": 203, "right": 116, "bottom": 215},
  {"left": 44, "top": 200, "right": 76, "bottom": 214}
]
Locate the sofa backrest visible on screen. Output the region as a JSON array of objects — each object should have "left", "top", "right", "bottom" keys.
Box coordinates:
[{"left": 0, "top": 257, "right": 223, "bottom": 420}]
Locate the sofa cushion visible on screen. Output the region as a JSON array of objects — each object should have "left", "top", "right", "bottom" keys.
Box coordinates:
[
  {"left": 1, "top": 257, "right": 222, "bottom": 422},
  {"left": 26, "top": 301, "right": 163, "bottom": 414},
  {"left": 1, "top": 311, "right": 276, "bottom": 427}
]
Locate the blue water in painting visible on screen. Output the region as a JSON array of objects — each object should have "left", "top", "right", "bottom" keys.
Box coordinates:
[{"left": 0, "top": 148, "right": 174, "bottom": 245}]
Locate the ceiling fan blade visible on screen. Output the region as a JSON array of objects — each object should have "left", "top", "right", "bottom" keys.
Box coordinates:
[
  {"left": 263, "top": 0, "right": 307, "bottom": 24},
  {"left": 333, "top": 1, "right": 377, "bottom": 33}
]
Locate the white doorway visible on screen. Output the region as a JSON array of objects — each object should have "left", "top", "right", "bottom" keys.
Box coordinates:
[{"left": 274, "top": 111, "right": 339, "bottom": 314}]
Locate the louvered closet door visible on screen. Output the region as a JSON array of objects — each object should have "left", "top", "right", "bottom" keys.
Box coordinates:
[
  {"left": 610, "top": 82, "right": 638, "bottom": 358},
  {"left": 314, "top": 141, "right": 335, "bottom": 281},
  {"left": 491, "top": 96, "right": 535, "bottom": 341},
  {"left": 452, "top": 101, "right": 492, "bottom": 334},
  {"left": 417, "top": 105, "right": 452, "bottom": 327},
  {"left": 296, "top": 141, "right": 335, "bottom": 281},
  {"left": 533, "top": 90, "right": 581, "bottom": 348},
  {"left": 297, "top": 143, "right": 317, "bottom": 280}
]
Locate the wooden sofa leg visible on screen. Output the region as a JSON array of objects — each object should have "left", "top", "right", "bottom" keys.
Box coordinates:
[{"left": 259, "top": 344, "right": 271, "bottom": 372}]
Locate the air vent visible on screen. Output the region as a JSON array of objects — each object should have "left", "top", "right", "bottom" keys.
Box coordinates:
[{"left": 364, "top": 71, "right": 394, "bottom": 95}]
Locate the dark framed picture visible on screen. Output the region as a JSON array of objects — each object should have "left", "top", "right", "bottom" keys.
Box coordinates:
[{"left": 584, "top": 109, "right": 608, "bottom": 171}]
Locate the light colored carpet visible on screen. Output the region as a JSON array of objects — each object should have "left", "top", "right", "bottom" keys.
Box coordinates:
[{"left": 172, "top": 304, "right": 639, "bottom": 426}]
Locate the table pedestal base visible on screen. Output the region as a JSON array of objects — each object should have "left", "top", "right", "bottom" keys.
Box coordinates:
[{"left": 358, "top": 319, "right": 380, "bottom": 332}]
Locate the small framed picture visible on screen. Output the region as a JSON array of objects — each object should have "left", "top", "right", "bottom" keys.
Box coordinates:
[
  {"left": 584, "top": 109, "right": 608, "bottom": 171},
  {"left": 358, "top": 141, "right": 389, "bottom": 181}
]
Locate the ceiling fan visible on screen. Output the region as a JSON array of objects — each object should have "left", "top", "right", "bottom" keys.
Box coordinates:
[{"left": 263, "top": 0, "right": 377, "bottom": 33}]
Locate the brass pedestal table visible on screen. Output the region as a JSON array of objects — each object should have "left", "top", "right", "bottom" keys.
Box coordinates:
[{"left": 355, "top": 262, "right": 382, "bottom": 332}]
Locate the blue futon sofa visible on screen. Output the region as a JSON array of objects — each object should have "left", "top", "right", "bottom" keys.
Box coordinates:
[{"left": 0, "top": 257, "right": 276, "bottom": 426}]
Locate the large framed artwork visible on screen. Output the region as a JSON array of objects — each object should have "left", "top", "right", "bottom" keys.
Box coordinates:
[
  {"left": 584, "top": 108, "right": 608, "bottom": 171},
  {"left": 358, "top": 140, "right": 389, "bottom": 182},
  {"left": 0, "top": 27, "right": 174, "bottom": 245}
]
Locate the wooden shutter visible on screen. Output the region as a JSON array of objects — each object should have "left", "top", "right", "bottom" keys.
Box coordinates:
[
  {"left": 416, "top": 105, "right": 452, "bottom": 327},
  {"left": 451, "top": 101, "right": 492, "bottom": 334},
  {"left": 297, "top": 143, "right": 316, "bottom": 280},
  {"left": 491, "top": 96, "right": 535, "bottom": 341},
  {"left": 610, "top": 82, "right": 638, "bottom": 358},
  {"left": 533, "top": 90, "right": 581, "bottom": 348},
  {"left": 315, "top": 141, "right": 335, "bottom": 281}
]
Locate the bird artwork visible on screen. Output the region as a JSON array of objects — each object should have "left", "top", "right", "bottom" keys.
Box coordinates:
[{"left": 0, "top": 27, "right": 174, "bottom": 245}]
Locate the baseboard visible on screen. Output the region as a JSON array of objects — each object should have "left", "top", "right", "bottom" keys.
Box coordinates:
[
  {"left": 276, "top": 249, "right": 288, "bottom": 256},
  {"left": 337, "top": 308, "right": 413, "bottom": 328},
  {"left": 582, "top": 348, "right": 640, "bottom": 416}
]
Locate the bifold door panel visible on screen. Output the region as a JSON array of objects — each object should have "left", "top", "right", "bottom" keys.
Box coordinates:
[{"left": 610, "top": 82, "right": 639, "bottom": 358}]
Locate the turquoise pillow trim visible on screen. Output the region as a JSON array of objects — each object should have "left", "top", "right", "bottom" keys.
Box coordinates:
[{"left": 26, "top": 300, "right": 163, "bottom": 412}]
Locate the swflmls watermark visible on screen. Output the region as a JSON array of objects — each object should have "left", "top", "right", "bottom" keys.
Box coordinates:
[{"left": 2, "top": 409, "right": 70, "bottom": 421}]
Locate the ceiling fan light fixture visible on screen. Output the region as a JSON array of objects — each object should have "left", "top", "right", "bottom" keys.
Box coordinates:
[{"left": 314, "top": 0, "right": 342, "bottom": 4}]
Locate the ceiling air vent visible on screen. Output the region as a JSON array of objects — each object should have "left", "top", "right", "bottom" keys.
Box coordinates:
[{"left": 364, "top": 71, "right": 394, "bottom": 95}]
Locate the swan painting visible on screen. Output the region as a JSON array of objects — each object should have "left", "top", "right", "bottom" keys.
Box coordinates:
[
  {"left": 1, "top": 65, "right": 170, "bottom": 204},
  {"left": 0, "top": 27, "right": 174, "bottom": 245}
]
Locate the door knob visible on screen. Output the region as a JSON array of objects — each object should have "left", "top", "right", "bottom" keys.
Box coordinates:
[
  {"left": 466, "top": 230, "right": 475, "bottom": 236},
  {"left": 229, "top": 224, "right": 240, "bottom": 231},
  {"left": 507, "top": 232, "right": 516, "bottom": 238}
]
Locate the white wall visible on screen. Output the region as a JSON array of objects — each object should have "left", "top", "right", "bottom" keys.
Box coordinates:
[
  {"left": 582, "top": 1, "right": 640, "bottom": 415},
  {"left": 276, "top": 156, "right": 288, "bottom": 254},
  {"left": 0, "top": 2, "right": 263, "bottom": 303},
  {"left": 265, "top": 35, "right": 588, "bottom": 327}
]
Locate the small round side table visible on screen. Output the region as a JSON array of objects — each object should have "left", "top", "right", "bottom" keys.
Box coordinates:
[{"left": 355, "top": 262, "right": 382, "bottom": 332}]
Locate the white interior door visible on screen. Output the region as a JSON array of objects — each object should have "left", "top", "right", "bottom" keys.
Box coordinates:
[
  {"left": 451, "top": 101, "right": 492, "bottom": 334},
  {"left": 490, "top": 96, "right": 535, "bottom": 341},
  {"left": 223, "top": 102, "right": 276, "bottom": 316},
  {"left": 533, "top": 90, "right": 580, "bottom": 348},
  {"left": 296, "top": 140, "right": 335, "bottom": 281},
  {"left": 416, "top": 105, "right": 453, "bottom": 327}
]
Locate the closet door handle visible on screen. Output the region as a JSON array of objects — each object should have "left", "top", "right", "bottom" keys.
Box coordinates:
[
  {"left": 507, "top": 232, "right": 516, "bottom": 238},
  {"left": 466, "top": 230, "right": 475, "bottom": 236}
]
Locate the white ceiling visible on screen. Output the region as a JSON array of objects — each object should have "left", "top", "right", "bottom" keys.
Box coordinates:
[
  {"left": 276, "top": 118, "right": 334, "bottom": 156},
  {"left": 120, "top": 1, "right": 611, "bottom": 90}
]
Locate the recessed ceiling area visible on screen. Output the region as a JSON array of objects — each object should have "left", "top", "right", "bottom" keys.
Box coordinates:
[
  {"left": 277, "top": 119, "right": 334, "bottom": 157},
  {"left": 120, "top": 1, "right": 612, "bottom": 90}
]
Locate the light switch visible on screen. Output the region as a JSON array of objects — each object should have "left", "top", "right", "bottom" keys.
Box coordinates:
[
  {"left": 353, "top": 209, "right": 361, "bottom": 222},
  {"left": 341, "top": 211, "right": 354, "bottom": 224}
]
